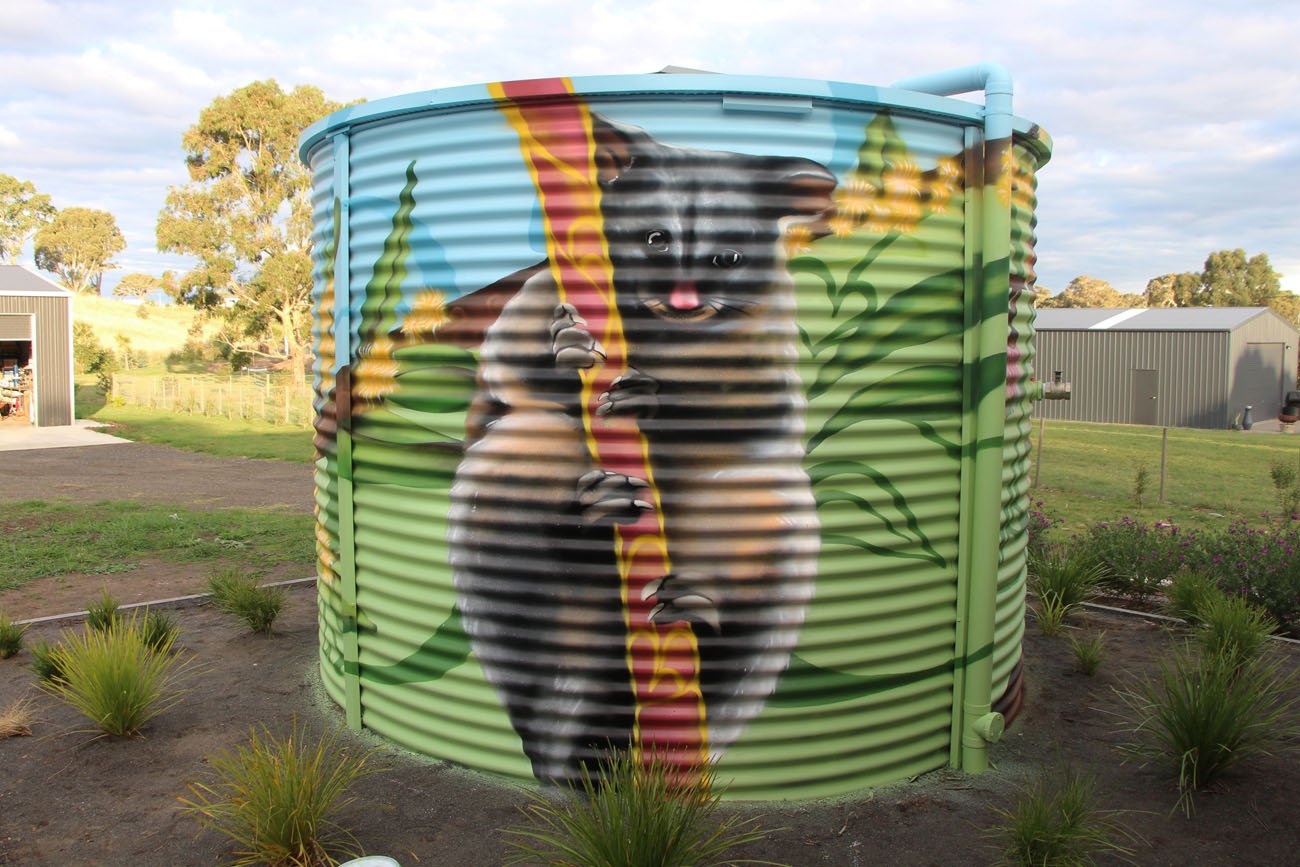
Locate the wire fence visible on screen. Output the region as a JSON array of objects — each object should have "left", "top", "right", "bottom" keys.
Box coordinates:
[{"left": 111, "top": 372, "right": 315, "bottom": 428}]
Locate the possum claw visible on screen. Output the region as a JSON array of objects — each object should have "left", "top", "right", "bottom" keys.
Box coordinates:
[{"left": 648, "top": 594, "right": 721, "bottom": 632}]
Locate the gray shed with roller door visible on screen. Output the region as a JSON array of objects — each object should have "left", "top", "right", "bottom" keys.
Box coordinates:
[
  {"left": 1032, "top": 306, "right": 1299, "bottom": 430},
  {"left": 0, "top": 266, "right": 74, "bottom": 427}
]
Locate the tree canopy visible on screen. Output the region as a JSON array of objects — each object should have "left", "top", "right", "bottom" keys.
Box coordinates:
[
  {"left": 34, "top": 207, "right": 125, "bottom": 294},
  {"left": 1143, "top": 250, "right": 1292, "bottom": 324},
  {"left": 0, "top": 174, "right": 56, "bottom": 265},
  {"left": 113, "top": 271, "right": 180, "bottom": 301},
  {"left": 1037, "top": 275, "right": 1144, "bottom": 309},
  {"left": 156, "top": 80, "right": 341, "bottom": 372}
]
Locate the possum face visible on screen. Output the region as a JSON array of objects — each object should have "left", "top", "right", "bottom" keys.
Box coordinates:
[{"left": 593, "top": 117, "right": 836, "bottom": 326}]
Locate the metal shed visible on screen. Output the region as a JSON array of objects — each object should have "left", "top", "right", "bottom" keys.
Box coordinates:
[
  {"left": 1033, "top": 307, "right": 1299, "bottom": 429},
  {"left": 0, "top": 265, "right": 74, "bottom": 427}
]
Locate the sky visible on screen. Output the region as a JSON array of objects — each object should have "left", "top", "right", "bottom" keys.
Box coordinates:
[{"left": 2, "top": 0, "right": 1297, "bottom": 297}]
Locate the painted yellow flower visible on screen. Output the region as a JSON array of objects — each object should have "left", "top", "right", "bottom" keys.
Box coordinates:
[
  {"left": 996, "top": 147, "right": 1017, "bottom": 207},
  {"left": 828, "top": 213, "right": 858, "bottom": 239},
  {"left": 783, "top": 225, "right": 814, "bottom": 258},
  {"left": 353, "top": 334, "right": 399, "bottom": 400},
  {"left": 832, "top": 172, "right": 876, "bottom": 217},
  {"left": 401, "top": 289, "right": 451, "bottom": 337},
  {"left": 883, "top": 159, "right": 922, "bottom": 198},
  {"left": 935, "top": 157, "right": 962, "bottom": 182}
]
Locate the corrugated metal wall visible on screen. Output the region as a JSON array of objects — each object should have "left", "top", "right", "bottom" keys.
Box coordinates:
[
  {"left": 0, "top": 294, "right": 72, "bottom": 426},
  {"left": 1228, "top": 312, "right": 1299, "bottom": 422},
  {"left": 1033, "top": 330, "right": 1230, "bottom": 429},
  {"left": 304, "top": 75, "right": 1045, "bottom": 799},
  {"left": 992, "top": 130, "right": 1051, "bottom": 720}
]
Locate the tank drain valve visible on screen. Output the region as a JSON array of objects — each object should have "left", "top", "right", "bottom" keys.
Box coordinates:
[{"left": 973, "top": 712, "right": 1005, "bottom": 744}]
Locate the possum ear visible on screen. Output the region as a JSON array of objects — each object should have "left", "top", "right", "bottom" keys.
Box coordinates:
[
  {"left": 762, "top": 158, "right": 838, "bottom": 237},
  {"left": 590, "top": 114, "right": 654, "bottom": 186}
]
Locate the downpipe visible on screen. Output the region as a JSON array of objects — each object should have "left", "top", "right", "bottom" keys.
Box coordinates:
[{"left": 892, "top": 63, "right": 1014, "bottom": 773}]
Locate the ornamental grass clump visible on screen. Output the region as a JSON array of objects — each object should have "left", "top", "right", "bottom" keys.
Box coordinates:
[
  {"left": 1067, "top": 631, "right": 1106, "bottom": 677},
  {"left": 0, "top": 609, "right": 26, "bottom": 659},
  {"left": 208, "top": 569, "right": 285, "bottom": 635},
  {"left": 1115, "top": 644, "right": 1299, "bottom": 815},
  {"left": 40, "top": 614, "right": 193, "bottom": 737},
  {"left": 1194, "top": 593, "right": 1277, "bottom": 667},
  {"left": 139, "top": 608, "right": 181, "bottom": 653},
  {"left": 1163, "top": 570, "right": 1221, "bottom": 624},
  {"left": 0, "top": 691, "right": 38, "bottom": 738},
  {"left": 1028, "top": 549, "right": 1104, "bottom": 636},
  {"left": 502, "top": 749, "right": 782, "bottom": 867},
  {"left": 179, "top": 721, "right": 382, "bottom": 867},
  {"left": 28, "top": 639, "right": 63, "bottom": 682},
  {"left": 85, "top": 589, "right": 122, "bottom": 632},
  {"left": 985, "top": 765, "right": 1138, "bottom": 866}
]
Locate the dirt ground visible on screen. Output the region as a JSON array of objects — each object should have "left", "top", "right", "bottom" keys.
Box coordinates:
[{"left": 1, "top": 443, "right": 1298, "bottom": 866}]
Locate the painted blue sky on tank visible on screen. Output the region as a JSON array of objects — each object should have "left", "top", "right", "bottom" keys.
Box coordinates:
[{"left": 335, "top": 89, "right": 964, "bottom": 304}]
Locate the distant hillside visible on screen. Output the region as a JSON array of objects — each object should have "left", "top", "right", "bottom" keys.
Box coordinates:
[{"left": 74, "top": 295, "right": 211, "bottom": 359}]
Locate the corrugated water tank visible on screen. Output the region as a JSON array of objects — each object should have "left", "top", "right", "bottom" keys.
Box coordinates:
[{"left": 299, "top": 66, "right": 1051, "bottom": 799}]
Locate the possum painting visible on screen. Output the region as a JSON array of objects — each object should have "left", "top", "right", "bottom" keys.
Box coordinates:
[{"left": 447, "top": 114, "right": 834, "bottom": 784}]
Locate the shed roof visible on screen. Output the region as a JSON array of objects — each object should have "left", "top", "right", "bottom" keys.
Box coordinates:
[
  {"left": 0, "top": 265, "right": 72, "bottom": 297},
  {"left": 1034, "top": 306, "right": 1282, "bottom": 332}
]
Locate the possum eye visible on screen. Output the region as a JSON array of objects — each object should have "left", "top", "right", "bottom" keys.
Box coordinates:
[
  {"left": 712, "top": 249, "right": 743, "bottom": 269},
  {"left": 645, "top": 229, "right": 671, "bottom": 252}
]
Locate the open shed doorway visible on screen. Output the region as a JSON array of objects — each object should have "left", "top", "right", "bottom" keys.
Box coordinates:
[{"left": 0, "top": 338, "right": 34, "bottom": 424}]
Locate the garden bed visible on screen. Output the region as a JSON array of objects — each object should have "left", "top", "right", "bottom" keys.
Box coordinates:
[{"left": 2, "top": 588, "right": 1297, "bottom": 866}]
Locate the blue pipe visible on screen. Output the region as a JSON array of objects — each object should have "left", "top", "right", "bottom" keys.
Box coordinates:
[{"left": 891, "top": 62, "right": 1014, "bottom": 140}]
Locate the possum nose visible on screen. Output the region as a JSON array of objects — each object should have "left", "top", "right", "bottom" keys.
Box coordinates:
[{"left": 669, "top": 281, "right": 700, "bottom": 310}]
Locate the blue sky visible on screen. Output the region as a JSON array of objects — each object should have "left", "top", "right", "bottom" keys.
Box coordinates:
[{"left": 2, "top": 0, "right": 1296, "bottom": 296}]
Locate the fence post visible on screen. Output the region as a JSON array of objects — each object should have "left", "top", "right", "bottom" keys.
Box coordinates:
[
  {"left": 1033, "top": 417, "right": 1045, "bottom": 488},
  {"left": 1159, "top": 427, "right": 1168, "bottom": 503}
]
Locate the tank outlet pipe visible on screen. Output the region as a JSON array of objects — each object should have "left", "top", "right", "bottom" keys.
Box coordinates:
[{"left": 892, "top": 63, "right": 1014, "bottom": 774}]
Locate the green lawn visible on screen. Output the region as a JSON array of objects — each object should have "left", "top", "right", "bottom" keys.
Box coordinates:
[
  {"left": 1030, "top": 419, "right": 1300, "bottom": 533},
  {"left": 86, "top": 402, "right": 314, "bottom": 463},
  {"left": 0, "top": 500, "right": 313, "bottom": 591}
]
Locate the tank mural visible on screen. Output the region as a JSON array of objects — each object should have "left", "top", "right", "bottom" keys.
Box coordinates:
[{"left": 304, "top": 73, "right": 1050, "bottom": 798}]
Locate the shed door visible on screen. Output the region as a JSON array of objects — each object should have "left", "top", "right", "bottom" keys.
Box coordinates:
[
  {"left": 1239, "top": 343, "right": 1285, "bottom": 421},
  {"left": 1131, "top": 369, "right": 1158, "bottom": 425}
]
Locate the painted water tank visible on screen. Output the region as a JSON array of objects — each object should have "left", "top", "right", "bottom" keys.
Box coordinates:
[{"left": 300, "top": 67, "right": 1051, "bottom": 799}]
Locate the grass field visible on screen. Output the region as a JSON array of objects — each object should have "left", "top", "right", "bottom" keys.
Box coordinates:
[
  {"left": 0, "top": 500, "right": 312, "bottom": 591},
  {"left": 1031, "top": 419, "right": 1300, "bottom": 532},
  {"left": 75, "top": 295, "right": 213, "bottom": 360}
]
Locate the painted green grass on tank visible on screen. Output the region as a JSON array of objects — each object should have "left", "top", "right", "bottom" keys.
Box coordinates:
[{"left": 0, "top": 500, "right": 312, "bottom": 590}]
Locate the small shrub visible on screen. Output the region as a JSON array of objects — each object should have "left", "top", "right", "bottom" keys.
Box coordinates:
[
  {"left": 41, "top": 615, "right": 192, "bottom": 736},
  {"left": 0, "top": 609, "right": 27, "bottom": 659},
  {"left": 28, "top": 639, "right": 64, "bottom": 682},
  {"left": 179, "top": 721, "right": 381, "bottom": 867},
  {"left": 1077, "top": 518, "right": 1203, "bottom": 601},
  {"left": 1195, "top": 593, "right": 1276, "bottom": 666},
  {"left": 1202, "top": 520, "right": 1300, "bottom": 632},
  {"left": 1026, "top": 501, "right": 1063, "bottom": 560},
  {"left": 140, "top": 609, "right": 181, "bottom": 653},
  {"left": 85, "top": 590, "right": 121, "bottom": 632},
  {"left": 0, "top": 691, "right": 38, "bottom": 738},
  {"left": 1268, "top": 460, "right": 1300, "bottom": 519},
  {"left": 986, "top": 764, "right": 1137, "bottom": 866},
  {"left": 1164, "top": 570, "right": 1221, "bottom": 624},
  {"left": 1133, "top": 464, "right": 1149, "bottom": 507},
  {"left": 1115, "top": 644, "right": 1299, "bottom": 814},
  {"left": 208, "top": 570, "right": 285, "bottom": 635},
  {"left": 1068, "top": 631, "right": 1105, "bottom": 676},
  {"left": 502, "top": 749, "right": 780, "bottom": 867}
]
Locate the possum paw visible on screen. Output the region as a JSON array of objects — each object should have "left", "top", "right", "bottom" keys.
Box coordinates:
[
  {"left": 576, "top": 469, "right": 652, "bottom": 527},
  {"left": 597, "top": 368, "right": 659, "bottom": 418},
  {"left": 551, "top": 303, "right": 606, "bottom": 370},
  {"left": 643, "top": 572, "right": 721, "bottom": 632}
]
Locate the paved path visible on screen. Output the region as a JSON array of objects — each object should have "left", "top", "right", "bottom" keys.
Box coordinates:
[
  {"left": 0, "top": 440, "right": 315, "bottom": 512},
  {"left": 0, "top": 419, "right": 131, "bottom": 451}
]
